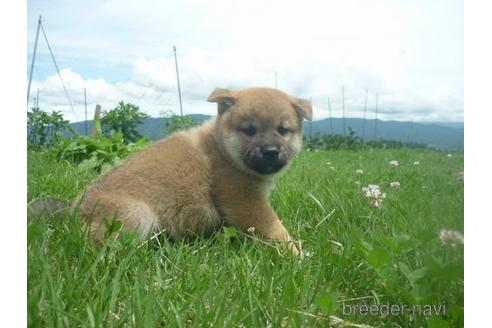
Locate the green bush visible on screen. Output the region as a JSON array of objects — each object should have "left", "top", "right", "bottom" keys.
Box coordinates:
[
  {"left": 101, "top": 101, "right": 149, "bottom": 144},
  {"left": 305, "top": 128, "right": 429, "bottom": 151},
  {"left": 305, "top": 128, "right": 363, "bottom": 151},
  {"left": 27, "top": 107, "right": 72, "bottom": 149},
  {"left": 366, "top": 139, "right": 429, "bottom": 149},
  {"left": 49, "top": 131, "right": 149, "bottom": 174},
  {"left": 165, "top": 113, "right": 200, "bottom": 133}
]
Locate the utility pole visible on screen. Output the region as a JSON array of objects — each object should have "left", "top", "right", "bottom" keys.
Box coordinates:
[
  {"left": 342, "top": 86, "right": 346, "bottom": 136},
  {"left": 40, "top": 18, "right": 75, "bottom": 115},
  {"left": 328, "top": 97, "right": 333, "bottom": 134},
  {"left": 36, "top": 88, "right": 40, "bottom": 108},
  {"left": 173, "top": 45, "right": 184, "bottom": 116},
  {"left": 374, "top": 93, "right": 379, "bottom": 141},
  {"left": 84, "top": 88, "right": 88, "bottom": 135},
  {"left": 362, "top": 88, "right": 368, "bottom": 141},
  {"left": 27, "top": 15, "right": 42, "bottom": 107}
]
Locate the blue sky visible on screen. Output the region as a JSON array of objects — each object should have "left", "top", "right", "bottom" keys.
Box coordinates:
[{"left": 27, "top": 0, "right": 463, "bottom": 123}]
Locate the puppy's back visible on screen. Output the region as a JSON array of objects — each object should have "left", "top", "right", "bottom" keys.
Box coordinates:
[{"left": 77, "top": 120, "right": 222, "bottom": 238}]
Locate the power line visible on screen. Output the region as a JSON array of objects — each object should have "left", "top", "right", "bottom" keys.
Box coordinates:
[
  {"left": 39, "top": 19, "right": 76, "bottom": 116},
  {"left": 36, "top": 87, "right": 87, "bottom": 93},
  {"left": 135, "top": 52, "right": 174, "bottom": 102},
  {"left": 136, "top": 81, "right": 159, "bottom": 102},
  {"left": 192, "top": 71, "right": 209, "bottom": 89},
  {"left": 177, "top": 61, "right": 214, "bottom": 106}
]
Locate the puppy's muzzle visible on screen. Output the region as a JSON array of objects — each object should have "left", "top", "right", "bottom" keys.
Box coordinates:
[
  {"left": 261, "top": 145, "right": 280, "bottom": 161},
  {"left": 245, "top": 145, "right": 287, "bottom": 175}
]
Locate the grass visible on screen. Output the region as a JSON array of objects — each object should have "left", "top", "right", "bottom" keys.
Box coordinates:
[{"left": 27, "top": 148, "right": 464, "bottom": 327}]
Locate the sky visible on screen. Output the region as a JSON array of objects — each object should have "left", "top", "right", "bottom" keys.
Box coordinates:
[{"left": 27, "top": 0, "right": 464, "bottom": 123}]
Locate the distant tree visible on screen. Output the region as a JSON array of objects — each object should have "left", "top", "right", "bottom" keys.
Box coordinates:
[
  {"left": 304, "top": 133, "right": 324, "bottom": 150},
  {"left": 101, "top": 102, "right": 149, "bottom": 143},
  {"left": 346, "top": 127, "right": 363, "bottom": 148},
  {"left": 163, "top": 111, "right": 199, "bottom": 134},
  {"left": 27, "top": 108, "right": 70, "bottom": 149}
]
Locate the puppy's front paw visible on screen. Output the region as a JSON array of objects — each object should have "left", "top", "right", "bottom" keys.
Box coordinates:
[{"left": 282, "top": 239, "right": 301, "bottom": 257}]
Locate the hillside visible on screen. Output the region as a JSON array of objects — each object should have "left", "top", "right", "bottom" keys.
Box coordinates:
[
  {"left": 305, "top": 118, "right": 464, "bottom": 150},
  {"left": 68, "top": 115, "right": 464, "bottom": 150}
]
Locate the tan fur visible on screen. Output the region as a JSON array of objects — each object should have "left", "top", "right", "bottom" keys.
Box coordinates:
[{"left": 74, "top": 87, "right": 312, "bottom": 255}]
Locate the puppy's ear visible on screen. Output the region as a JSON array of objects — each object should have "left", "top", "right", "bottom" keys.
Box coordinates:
[
  {"left": 207, "top": 88, "right": 237, "bottom": 115},
  {"left": 290, "top": 97, "right": 313, "bottom": 121}
]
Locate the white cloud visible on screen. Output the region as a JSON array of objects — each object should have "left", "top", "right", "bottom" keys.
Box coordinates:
[
  {"left": 28, "top": 0, "right": 463, "bottom": 122},
  {"left": 30, "top": 54, "right": 463, "bottom": 123}
]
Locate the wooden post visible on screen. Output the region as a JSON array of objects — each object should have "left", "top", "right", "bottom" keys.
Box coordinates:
[{"left": 90, "top": 104, "right": 103, "bottom": 139}]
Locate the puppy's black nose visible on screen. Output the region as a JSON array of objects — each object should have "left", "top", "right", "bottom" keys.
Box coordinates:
[{"left": 261, "top": 146, "right": 280, "bottom": 160}]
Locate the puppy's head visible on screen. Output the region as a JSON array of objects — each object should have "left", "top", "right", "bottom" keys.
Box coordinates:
[{"left": 208, "top": 87, "right": 312, "bottom": 177}]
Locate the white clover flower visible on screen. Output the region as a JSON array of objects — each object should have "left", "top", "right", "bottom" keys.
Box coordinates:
[
  {"left": 413, "top": 161, "right": 420, "bottom": 165},
  {"left": 447, "top": 153, "right": 453, "bottom": 158},
  {"left": 356, "top": 169, "right": 364, "bottom": 175},
  {"left": 390, "top": 181, "right": 400, "bottom": 188},
  {"left": 362, "top": 184, "right": 382, "bottom": 197},
  {"left": 247, "top": 226, "right": 256, "bottom": 234},
  {"left": 362, "top": 184, "right": 386, "bottom": 208},
  {"left": 389, "top": 160, "right": 399, "bottom": 167},
  {"left": 440, "top": 229, "right": 464, "bottom": 246}
]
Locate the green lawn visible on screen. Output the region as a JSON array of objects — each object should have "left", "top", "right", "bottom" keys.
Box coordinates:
[{"left": 27, "top": 148, "right": 464, "bottom": 327}]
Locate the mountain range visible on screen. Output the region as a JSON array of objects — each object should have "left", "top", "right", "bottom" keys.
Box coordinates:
[{"left": 69, "top": 115, "right": 464, "bottom": 150}]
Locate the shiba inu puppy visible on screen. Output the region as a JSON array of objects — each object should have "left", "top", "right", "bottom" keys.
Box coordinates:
[{"left": 73, "top": 87, "right": 312, "bottom": 255}]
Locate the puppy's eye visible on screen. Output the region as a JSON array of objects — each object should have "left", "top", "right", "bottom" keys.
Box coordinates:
[
  {"left": 277, "top": 126, "right": 290, "bottom": 136},
  {"left": 241, "top": 125, "right": 257, "bottom": 137}
]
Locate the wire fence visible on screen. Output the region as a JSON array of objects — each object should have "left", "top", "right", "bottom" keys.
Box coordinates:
[
  {"left": 28, "top": 17, "right": 422, "bottom": 141},
  {"left": 29, "top": 81, "right": 392, "bottom": 142},
  {"left": 27, "top": 15, "right": 464, "bottom": 147},
  {"left": 29, "top": 87, "right": 177, "bottom": 124},
  {"left": 28, "top": 16, "right": 399, "bottom": 141}
]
